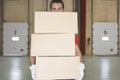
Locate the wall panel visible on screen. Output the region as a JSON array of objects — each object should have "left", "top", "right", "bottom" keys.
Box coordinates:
[
  {"left": 3, "top": 0, "right": 28, "bottom": 22},
  {"left": 86, "top": 0, "right": 92, "bottom": 55},
  {"left": 118, "top": 0, "right": 120, "bottom": 55},
  {"left": 0, "top": 0, "right": 3, "bottom": 54},
  {"left": 93, "top": 0, "right": 117, "bottom": 22}
]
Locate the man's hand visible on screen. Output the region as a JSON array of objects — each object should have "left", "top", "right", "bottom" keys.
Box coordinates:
[
  {"left": 76, "top": 63, "right": 85, "bottom": 80},
  {"left": 29, "top": 64, "right": 36, "bottom": 80}
]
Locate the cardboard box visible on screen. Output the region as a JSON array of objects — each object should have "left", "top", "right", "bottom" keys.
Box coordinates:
[
  {"left": 36, "top": 56, "right": 80, "bottom": 80},
  {"left": 30, "top": 34, "right": 75, "bottom": 56},
  {"left": 34, "top": 12, "right": 78, "bottom": 33}
]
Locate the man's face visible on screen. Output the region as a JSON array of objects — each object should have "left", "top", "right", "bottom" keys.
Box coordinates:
[{"left": 50, "top": 2, "right": 64, "bottom": 12}]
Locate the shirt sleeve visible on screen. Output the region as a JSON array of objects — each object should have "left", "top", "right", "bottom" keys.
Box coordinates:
[{"left": 75, "top": 34, "right": 80, "bottom": 46}]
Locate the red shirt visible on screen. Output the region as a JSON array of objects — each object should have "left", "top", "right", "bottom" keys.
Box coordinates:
[{"left": 75, "top": 34, "right": 79, "bottom": 46}]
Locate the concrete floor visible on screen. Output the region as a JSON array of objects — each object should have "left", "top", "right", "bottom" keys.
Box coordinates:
[
  {"left": 0, "top": 55, "right": 120, "bottom": 80},
  {"left": 0, "top": 56, "right": 32, "bottom": 80},
  {"left": 83, "top": 55, "right": 120, "bottom": 80}
]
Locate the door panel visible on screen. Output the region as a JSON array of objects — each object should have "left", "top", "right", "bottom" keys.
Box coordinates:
[{"left": 93, "top": 23, "right": 118, "bottom": 55}]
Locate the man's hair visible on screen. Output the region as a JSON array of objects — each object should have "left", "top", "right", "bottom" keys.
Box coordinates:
[{"left": 50, "top": 0, "right": 64, "bottom": 9}]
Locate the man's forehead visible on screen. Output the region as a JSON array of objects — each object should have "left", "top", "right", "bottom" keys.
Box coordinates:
[{"left": 52, "top": 3, "right": 63, "bottom": 7}]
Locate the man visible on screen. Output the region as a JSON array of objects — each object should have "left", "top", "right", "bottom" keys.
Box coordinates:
[{"left": 29, "top": 0, "right": 85, "bottom": 80}]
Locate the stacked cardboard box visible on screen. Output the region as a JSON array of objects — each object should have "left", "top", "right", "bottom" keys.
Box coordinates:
[{"left": 31, "top": 12, "right": 80, "bottom": 80}]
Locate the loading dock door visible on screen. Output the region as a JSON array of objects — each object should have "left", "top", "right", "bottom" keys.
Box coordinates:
[
  {"left": 93, "top": 22, "right": 118, "bottom": 55},
  {"left": 3, "top": 23, "right": 28, "bottom": 56}
]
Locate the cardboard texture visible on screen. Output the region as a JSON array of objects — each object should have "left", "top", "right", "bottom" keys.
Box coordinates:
[
  {"left": 36, "top": 56, "right": 80, "bottom": 80},
  {"left": 31, "top": 34, "right": 75, "bottom": 56},
  {"left": 34, "top": 12, "right": 78, "bottom": 33},
  {"left": 32, "top": 12, "right": 79, "bottom": 80}
]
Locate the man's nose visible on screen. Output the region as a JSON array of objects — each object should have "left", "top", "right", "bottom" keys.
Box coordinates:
[{"left": 55, "top": 9, "right": 61, "bottom": 12}]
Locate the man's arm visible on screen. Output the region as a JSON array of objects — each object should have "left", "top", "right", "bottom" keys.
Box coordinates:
[
  {"left": 29, "top": 55, "right": 36, "bottom": 80},
  {"left": 29, "top": 56, "right": 36, "bottom": 65},
  {"left": 75, "top": 44, "right": 82, "bottom": 62}
]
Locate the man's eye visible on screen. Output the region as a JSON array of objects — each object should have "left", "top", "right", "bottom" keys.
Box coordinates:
[
  {"left": 52, "top": 8, "right": 56, "bottom": 10},
  {"left": 58, "top": 8, "right": 61, "bottom": 10}
]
